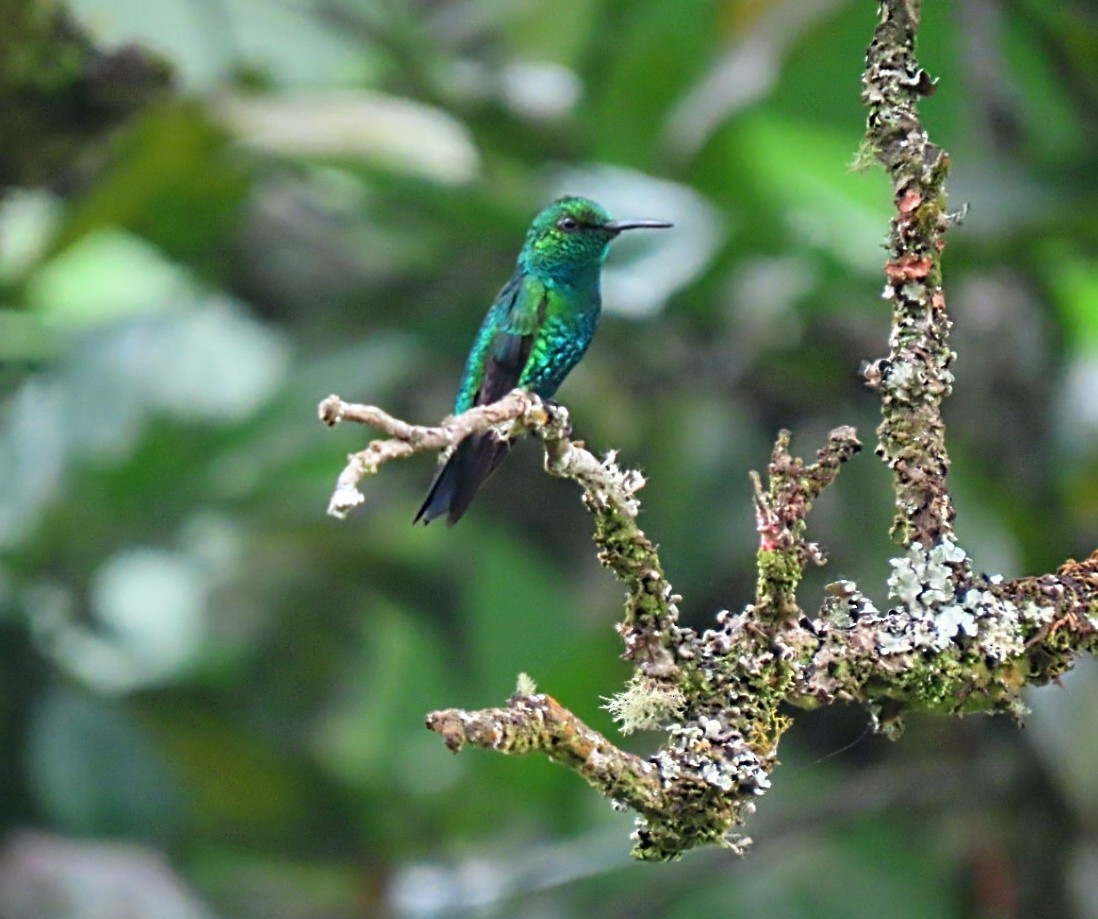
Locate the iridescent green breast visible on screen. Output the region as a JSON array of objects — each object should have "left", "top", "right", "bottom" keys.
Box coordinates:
[{"left": 518, "top": 283, "right": 600, "bottom": 398}]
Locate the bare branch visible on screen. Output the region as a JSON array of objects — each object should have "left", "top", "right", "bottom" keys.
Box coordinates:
[{"left": 319, "top": 389, "right": 538, "bottom": 518}]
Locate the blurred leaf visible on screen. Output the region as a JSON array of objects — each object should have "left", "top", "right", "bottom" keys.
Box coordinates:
[
  {"left": 1001, "top": 8, "right": 1090, "bottom": 160},
  {"left": 0, "top": 380, "right": 65, "bottom": 550},
  {"left": 664, "top": 0, "right": 849, "bottom": 157},
  {"left": 589, "top": 0, "right": 717, "bottom": 166},
  {"left": 1028, "top": 657, "right": 1098, "bottom": 822},
  {"left": 311, "top": 599, "right": 460, "bottom": 794},
  {"left": 52, "top": 102, "right": 250, "bottom": 268},
  {"left": 26, "top": 686, "right": 183, "bottom": 840},
  {"left": 147, "top": 706, "right": 310, "bottom": 841},
  {"left": 0, "top": 831, "right": 215, "bottom": 919},
  {"left": 734, "top": 112, "right": 891, "bottom": 274},
  {"left": 505, "top": 0, "right": 604, "bottom": 67},
  {"left": 71, "top": 0, "right": 375, "bottom": 89},
  {"left": 190, "top": 848, "right": 364, "bottom": 919},
  {"left": 214, "top": 90, "right": 480, "bottom": 185},
  {"left": 465, "top": 526, "right": 588, "bottom": 701},
  {"left": 0, "top": 310, "right": 53, "bottom": 363},
  {"left": 0, "top": 189, "right": 61, "bottom": 284},
  {"left": 27, "top": 227, "right": 191, "bottom": 327},
  {"left": 1046, "top": 248, "right": 1098, "bottom": 351}
]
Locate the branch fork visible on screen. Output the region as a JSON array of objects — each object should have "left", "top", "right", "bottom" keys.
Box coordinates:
[{"left": 317, "top": 0, "right": 1098, "bottom": 860}]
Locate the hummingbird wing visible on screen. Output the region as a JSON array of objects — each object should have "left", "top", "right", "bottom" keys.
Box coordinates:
[
  {"left": 414, "top": 273, "right": 548, "bottom": 525},
  {"left": 478, "top": 273, "right": 547, "bottom": 403}
]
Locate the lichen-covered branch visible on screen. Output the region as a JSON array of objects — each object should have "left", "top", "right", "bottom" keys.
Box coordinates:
[
  {"left": 426, "top": 692, "right": 665, "bottom": 815},
  {"left": 321, "top": 388, "right": 682, "bottom": 675},
  {"left": 861, "top": 0, "right": 957, "bottom": 547},
  {"left": 321, "top": 388, "right": 859, "bottom": 859},
  {"left": 752, "top": 427, "right": 862, "bottom": 623},
  {"left": 318, "top": 0, "right": 1098, "bottom": 864},
  {"left": 542, "top": 436, "right": 682, "bottom": 677},
  {"left": 790, "top": 539, "right": 1098, "bottom": 737}
]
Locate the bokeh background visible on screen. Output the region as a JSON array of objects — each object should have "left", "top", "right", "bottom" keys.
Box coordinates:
[{"left": 2, "top": 0, "right": 1097, "bottom": 916}]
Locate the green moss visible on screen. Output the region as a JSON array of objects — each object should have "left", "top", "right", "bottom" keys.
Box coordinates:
[{"left": 755, "top": 547, "right": 804, "bottom": 617}]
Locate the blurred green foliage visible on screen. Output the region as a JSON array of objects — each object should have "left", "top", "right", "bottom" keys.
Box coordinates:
[{"left": 1, "top": 0, "right": 1097, "bottom": 916}]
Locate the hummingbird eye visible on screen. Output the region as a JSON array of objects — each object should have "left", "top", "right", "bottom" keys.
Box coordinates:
[{"left": 556, "top": 216, "right": 579, "bottom": 232}]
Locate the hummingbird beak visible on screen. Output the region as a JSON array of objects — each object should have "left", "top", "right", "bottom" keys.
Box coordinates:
[{"left": 604, "top": 218, "right": 673, "bottom": 234}]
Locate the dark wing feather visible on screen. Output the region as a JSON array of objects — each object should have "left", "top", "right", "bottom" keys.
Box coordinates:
[{"left": 414, "top": 275, "right": 545, "bottom": 525}]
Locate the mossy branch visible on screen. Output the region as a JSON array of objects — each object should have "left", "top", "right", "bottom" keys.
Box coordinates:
[
  {"left": 319, "top": 0, "right": 1098, "bottom": 862},
  {"left": 426, "top": 692, "right": 665, "bottom": 815},
  {"left": 861, "top": 0, "right": 957, "bottom": 547}
]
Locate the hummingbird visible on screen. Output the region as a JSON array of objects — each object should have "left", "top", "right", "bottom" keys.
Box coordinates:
[{"left": 414, "top": 195, "right": 672, "bottom": 526}]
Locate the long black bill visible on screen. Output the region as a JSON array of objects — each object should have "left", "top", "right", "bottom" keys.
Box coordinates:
[{"left": 604, "top": 218, "right": 673, "bottom": 234}]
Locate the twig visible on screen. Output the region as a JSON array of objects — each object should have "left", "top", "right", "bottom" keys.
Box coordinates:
[
  {"left": 752, "top": 427, "right": 862, "bottom": 623},
  {"left": 319, "top": 389, "right": 538, "bottom": 518},
  {"left": 426, "top": 693, "right": 665, "bottom": 813}
]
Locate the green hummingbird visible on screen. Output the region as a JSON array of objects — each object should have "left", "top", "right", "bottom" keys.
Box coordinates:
[{"left": 415, "top": 195, "right": 672, "bottom": 526}]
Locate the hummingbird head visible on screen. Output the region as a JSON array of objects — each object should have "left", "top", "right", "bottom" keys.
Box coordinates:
[{"left": 520, "top": 196, "right": 672, "bottom": 280}]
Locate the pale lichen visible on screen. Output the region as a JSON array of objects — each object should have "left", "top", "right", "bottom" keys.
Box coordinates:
[
  {"left": 514, "top": 672, "right": 538, "bottom": 695},
  {"left": 602, "top": 676, "right": 685, "bottom": 734}
]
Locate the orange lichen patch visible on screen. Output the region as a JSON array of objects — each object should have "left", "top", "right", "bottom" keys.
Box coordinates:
[
  {"left": 885, "top": 254, "right": 933, "bottom": 280},
  {"left": 897, "top": 189, "right": 922, "bottom": 214}
]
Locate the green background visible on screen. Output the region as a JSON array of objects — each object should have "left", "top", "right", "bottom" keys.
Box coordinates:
[{"left": 2, "top": 0, "right": 1097, "bottom": 916}]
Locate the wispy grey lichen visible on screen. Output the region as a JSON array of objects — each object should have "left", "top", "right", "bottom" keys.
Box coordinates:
[{"left": 602, "top": 676, "right": 685, "bottom": 734}]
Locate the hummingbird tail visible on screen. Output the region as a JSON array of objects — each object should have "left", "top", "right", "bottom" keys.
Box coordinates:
[{"left": 413, "top": 432, "right": 510, "bottom": 526}]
